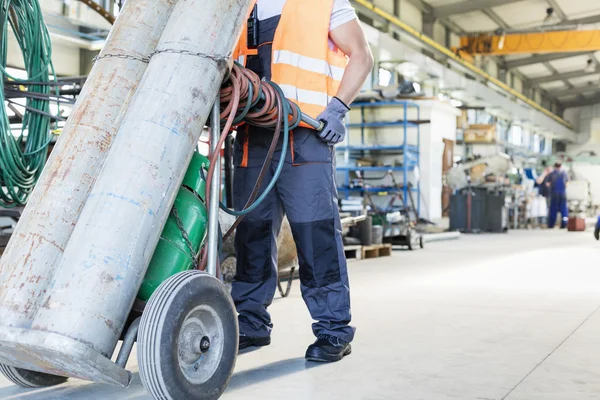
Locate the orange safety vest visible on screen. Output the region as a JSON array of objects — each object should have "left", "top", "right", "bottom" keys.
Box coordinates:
[{"left": 233, "top": 0, "right": 348, "bottom": 120}]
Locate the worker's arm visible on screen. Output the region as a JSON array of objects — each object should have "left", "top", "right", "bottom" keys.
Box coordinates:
[
  {"left": 329, "top": 19, "right": 374, "bottom": 105},
  {"left": 535, "top": 173, "right": 546, "bottom": 185}
]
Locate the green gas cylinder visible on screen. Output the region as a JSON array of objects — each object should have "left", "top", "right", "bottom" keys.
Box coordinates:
[{"left": 137, "top": 152, "right": 209, "bottom": 302}]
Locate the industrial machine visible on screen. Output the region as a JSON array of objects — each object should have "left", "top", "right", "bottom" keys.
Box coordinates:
[
  {"left": 446, "top": 154, "right": 512, "bottom": 233},
  {"left": 446, "top": 153, "right": 513, "bottom": 191}
]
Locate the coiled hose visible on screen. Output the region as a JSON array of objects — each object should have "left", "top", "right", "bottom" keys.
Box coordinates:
[
  {"left": 198, "top": 62, "right": 303, "bottom": 269},
  {"left": 0, "top": 0, "right": 57, "bottom": 207}
]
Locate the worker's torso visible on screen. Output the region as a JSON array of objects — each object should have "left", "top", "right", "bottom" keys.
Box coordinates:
[
  {"left": 234, "top": 13, "right": 333, "bottom": 168},
  {"left": 550, "top": 170, "right": 567, "bottom": 196}
]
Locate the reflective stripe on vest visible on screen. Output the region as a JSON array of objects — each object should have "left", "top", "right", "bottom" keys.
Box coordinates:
[
  {"left": 279, "top": 84, "right": 332, "bottom": 107},
  {"left": 273, "top": 50, "right": 345, "bottom": 81}
]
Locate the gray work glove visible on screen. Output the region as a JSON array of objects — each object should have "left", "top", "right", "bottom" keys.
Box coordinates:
[{"left": 317, "top": 97, "right": 350, "bottom": 145}]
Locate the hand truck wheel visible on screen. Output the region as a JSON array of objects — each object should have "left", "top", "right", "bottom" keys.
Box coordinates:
[
  {"left": 0, "top": 364, "right": 68, "bottom": 388},
  {"left": 407, "top": 230, "right": 414, "bottom": 251},
  {"left": 138, "top": 270, "right": 238, "bottom": 400}
]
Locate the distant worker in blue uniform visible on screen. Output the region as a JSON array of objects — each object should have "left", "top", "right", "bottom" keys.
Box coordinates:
[
  {"left": 546, "top": 162, "right": 569, "bottom": 229},
  {"left": 595, "top": 216, "right": 600, "bottom": 240}
]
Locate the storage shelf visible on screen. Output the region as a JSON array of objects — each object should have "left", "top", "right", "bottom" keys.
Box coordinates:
[
  {"left": 338, "top": 100, "right": 421, "bottom": 216},
  {"left": 338, "top": 186, "right": 418, "bottom": 193},
  {"left": 336, "top": 145, "right": 419, "bottom": 153},
  {"left": 337, "top": 166, "right": 412, "bottom": 172},
  {"left": 352, "top": 100, "right": 420, "bottom": 108},
  {"left": 348, "top": 121, "right": 419, "bottom": 128}
]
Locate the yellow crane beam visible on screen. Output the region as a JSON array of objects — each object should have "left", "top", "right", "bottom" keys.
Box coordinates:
[
  {"left": 458, "top": 29, "right": 600, "bottom": 56},
  {"left": 351, "top": 0, "right": 572, "bottom": 130}
]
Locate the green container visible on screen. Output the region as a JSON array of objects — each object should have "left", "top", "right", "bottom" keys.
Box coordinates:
[
  {"left": 137, "top": 153, "right": 209, "bottom": 302},
  {"left": 371, "top": 214, "right": 385, "bottom": 226}
]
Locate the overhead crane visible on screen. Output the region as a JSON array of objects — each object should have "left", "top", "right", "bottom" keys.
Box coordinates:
[{"left": 456, "top": 28, "right": 600, "bottom": 56}]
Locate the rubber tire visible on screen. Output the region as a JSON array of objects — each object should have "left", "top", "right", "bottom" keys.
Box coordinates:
[
  {"left": 419, "top": 235, "right": 424, "bottom": 249},
  {"left": 407, "top": 230, "right": 414, "bottom": 251},
  {"left": 138, "top": 271, "right": 238, "bottom": 400},
  {"left": 0, "top": 365, "right": 67, "bottom": 388}
]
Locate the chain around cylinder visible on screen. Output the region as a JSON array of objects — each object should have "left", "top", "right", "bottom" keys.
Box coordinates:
[{"left": 171, "top": 207, "right": 198, "bottom": 269}]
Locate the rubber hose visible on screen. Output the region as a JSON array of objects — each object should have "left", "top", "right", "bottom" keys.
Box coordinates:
[
  {"left": 198, "top": 63, "right": 303, "bottom": 270},
  {"left": 0, "top": 0, "right": 57, "bottom": 207}
]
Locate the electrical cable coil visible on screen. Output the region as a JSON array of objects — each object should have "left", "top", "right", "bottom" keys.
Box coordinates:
[
  {"left": 198, "top": 62, "right": 304, "bottom": 270},
  {"left": 0, "top": 0, "right": 57, "bottom": 207}
]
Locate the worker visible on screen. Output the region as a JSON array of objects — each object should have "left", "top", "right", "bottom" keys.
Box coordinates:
[
  {"left": 536, "top": 160, "right": 553, "bottom": 225},
  {"left": 536, "top": 160, "right": 552, "bottom": 192},
  {"left": 595, "top": 216, "right": 600, "bottom": 240},
  {"left": 231, "top": 0, "right": 373, "bottom": 362},
  {"left": 546, "top": 162, "right": 569, "bottom": 229}
]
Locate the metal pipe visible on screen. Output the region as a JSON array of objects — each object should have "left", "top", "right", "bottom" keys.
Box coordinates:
[
  {"left": 30, "top": 0, "right": 248, "bottom": 358},
  {"left": 300, "top": 113, "right": 324, "bottom": 131},
  {"left": 421, "top": 231, "right": 461, "bottom": 242},
  {"left": 258, "top": 91, "right": 323, "bottom": 131},
  {"left": 224, "top": 134, "right": 234, "bottom": 209},
  {"left": 0, "top": 0, "right": 178, "bottom": 329},
  {"left": 115, "top": 317, "right": 140, "bottom": 368},
  {"left": 207, "top": 97, "right": 221, "bottom": 278}
]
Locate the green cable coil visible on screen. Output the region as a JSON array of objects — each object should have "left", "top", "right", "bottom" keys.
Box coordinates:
[{"left": 0, "top": 0, "right": 57, "bottom": 207}]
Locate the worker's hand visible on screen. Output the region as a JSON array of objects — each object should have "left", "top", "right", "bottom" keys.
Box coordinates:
[{"left": 317, "top": 97, "right": 350, "bottom": 145}]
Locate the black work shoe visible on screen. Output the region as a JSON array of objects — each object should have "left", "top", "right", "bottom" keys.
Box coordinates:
[
  {"left": 239, "top": 335, "right": 271, "bottom": 351},
  {"left": 305, "top": 334, "right": 351, "bottom": 363},
  {"left": 595, "top": 227, "right": 600, "bottom": 241}
]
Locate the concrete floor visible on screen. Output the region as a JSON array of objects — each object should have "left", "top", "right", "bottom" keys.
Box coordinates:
[{"left": 1, "top": 229, "right": 599, "bottom": 400}]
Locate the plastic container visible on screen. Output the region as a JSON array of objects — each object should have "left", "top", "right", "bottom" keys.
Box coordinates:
[{"left": 371, "top": 225, "right": 383, "bottom": 245}]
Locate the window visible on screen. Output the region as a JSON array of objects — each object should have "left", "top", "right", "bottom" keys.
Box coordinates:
[
  {"left": 511, "top": 125, "right": 522, "bottom": 146},
  {"left": 378, "top": 68, "right": 392, "bottom": 87}
]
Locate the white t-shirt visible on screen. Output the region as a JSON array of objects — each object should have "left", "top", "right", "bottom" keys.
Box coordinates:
[{"left": 256, "top": 0, "right": 357, "bottom": 31}]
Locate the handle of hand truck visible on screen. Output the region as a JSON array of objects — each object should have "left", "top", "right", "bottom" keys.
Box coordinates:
[
  {"left": 258, "top": 91, "right": 324, "bottom": 132},
  {"left": 300, "top": 113, "right": 325, "bottom": 132}
]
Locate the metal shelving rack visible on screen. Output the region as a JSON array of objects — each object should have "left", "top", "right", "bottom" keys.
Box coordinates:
[{"left": 337, "top": 100, "right": 421, "bottom": 216}]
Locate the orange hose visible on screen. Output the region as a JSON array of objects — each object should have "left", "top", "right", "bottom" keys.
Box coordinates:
[{"left": 197, "top": 64, "right": 300, "bottom": 271}]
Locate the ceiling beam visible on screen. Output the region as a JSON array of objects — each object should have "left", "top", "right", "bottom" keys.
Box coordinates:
[
  {"left": 562, "top": 93, "right": 600, "bottom": 109},
  {"left": 542, "top": 62, "right": 573, "bottom": 90},
  {"left": 404, "top": 0, "right": 431, "bottom": 14},
  {"left": 482, "top": 8, "right": 508, "bottom": 29},
  {"left": 530, "top": 69, "right": 599, "bottom": 85},
  {"left": 557, "top": 14, "right": 600, "bottom": 27},
  {"left": 503, "top": 52, "right": 591, "bottom": 68},
  {"left": 545, "top": 0, "right": 568, "bottom": 21},
  {"left": 402, "top": 0, "right": 467, "bottom": 35},
  {"left": 552, "top": 84, "right": 600, "bottom": 97},
  {"left": 432, "top": 0, "right": 522, "bottom": 19}
]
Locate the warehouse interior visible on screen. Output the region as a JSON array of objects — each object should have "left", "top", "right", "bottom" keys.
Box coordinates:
[{"left": 2, "top": 0, "right": 600, "bottom": 399}]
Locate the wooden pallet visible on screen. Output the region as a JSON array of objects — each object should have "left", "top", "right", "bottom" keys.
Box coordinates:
[
  {"left": 361, "top": 243, "right": 392, "bottom": 259},
  {"left": 344, "top": 245, "right": 362, "bottom": 261},
  {"left": 344, "top": 244, "right": 393, "bottom": 261}
]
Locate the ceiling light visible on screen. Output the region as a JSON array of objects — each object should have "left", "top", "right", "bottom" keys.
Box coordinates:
[
  {"left": 542, "top": 7, "right": 557, "bottom": 26},
  {"left": 584, "top": 58, "right": 595, "bottom": 73},
  {"left": 498, "top": 34, "right": 506, "bottom": 50}
]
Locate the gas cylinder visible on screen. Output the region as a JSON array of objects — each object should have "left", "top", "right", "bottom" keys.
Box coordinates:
[{"left": 137, "top": 152, "right": 209, "bottom": 301}]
